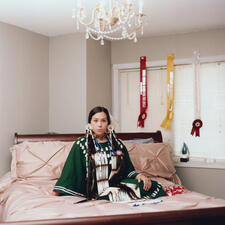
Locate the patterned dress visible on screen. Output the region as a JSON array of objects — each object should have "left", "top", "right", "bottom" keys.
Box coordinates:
[{"left": 53, "top": 136, "right": 166, "bottom": 200}]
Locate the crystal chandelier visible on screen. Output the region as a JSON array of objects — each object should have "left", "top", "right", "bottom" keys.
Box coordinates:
[{"left": 73, "top": 0, "right": 144, "bottom": 45}]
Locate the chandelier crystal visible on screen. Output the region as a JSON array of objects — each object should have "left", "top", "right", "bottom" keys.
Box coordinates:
[{"left": 73, "top": 0, "right": 144, "bottom": 45}]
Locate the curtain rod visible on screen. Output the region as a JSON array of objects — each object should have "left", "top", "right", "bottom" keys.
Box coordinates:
[
  {"left": 119, "top": 59, "right": 225, "bottom": 73},
  {"left": 113, "top": 55, "right": 225, "bottom": 71}
]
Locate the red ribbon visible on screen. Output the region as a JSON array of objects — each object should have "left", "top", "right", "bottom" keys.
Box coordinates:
[
  {"left": 191, "top": 119, "right": 203, "bottom": 137},
  {"left": 137, "top": 56, "right": 148, "bottom": 128}
]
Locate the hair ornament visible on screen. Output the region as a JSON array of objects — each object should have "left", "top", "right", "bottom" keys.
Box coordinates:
[
  {"left": 107, "top": 124, "right": 114, "bottom": 141},
  {"left": 86, "top": 123, "right": 93, "bottom": 134},
  {"left": 107, "top": 124, "right": 114, "bottom": 133}
]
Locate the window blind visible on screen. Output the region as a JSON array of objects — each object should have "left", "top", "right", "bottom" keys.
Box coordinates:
[{"left": 118, "top": 62, "right": 225, "bottom": 161}]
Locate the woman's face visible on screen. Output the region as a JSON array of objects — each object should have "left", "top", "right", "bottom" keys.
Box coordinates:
[{"left": 90, "top": 112, "right": 109, "bottom": 137}]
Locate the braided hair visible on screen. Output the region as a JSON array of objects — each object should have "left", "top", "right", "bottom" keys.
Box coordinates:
[{"left": 86, "top": 106, "right": 111, "bottom": 199}]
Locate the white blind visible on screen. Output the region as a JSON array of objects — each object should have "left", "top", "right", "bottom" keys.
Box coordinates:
[
  {"left": 174, "top": 62, "right": 225, "bottom": 160},
  {"left": 119, "top": 62, "right": 225, "bottom": 160}
]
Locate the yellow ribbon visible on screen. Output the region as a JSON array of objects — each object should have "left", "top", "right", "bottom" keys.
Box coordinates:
[{"left": 161, "top": 54, "right": 175, "bottom": 130}]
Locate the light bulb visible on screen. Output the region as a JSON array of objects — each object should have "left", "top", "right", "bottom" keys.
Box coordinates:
[
  {"left": 85, "top": 32, "right": 89, "bottom": 39},
  {"left": 100, "top": 39, "right": 104, "bottom": 45}
]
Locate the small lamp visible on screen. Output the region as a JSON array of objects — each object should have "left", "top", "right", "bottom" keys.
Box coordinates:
[{"left": 180, "top": 142, "right": 189, "bottom": 162}]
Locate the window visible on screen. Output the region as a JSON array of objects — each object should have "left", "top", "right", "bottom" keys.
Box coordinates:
[
  {"left": 173, "top": 62, "right": 225, "bottom": 162},
  {"left": 113, "top": 60, "right": 225, "bottom": 166}
]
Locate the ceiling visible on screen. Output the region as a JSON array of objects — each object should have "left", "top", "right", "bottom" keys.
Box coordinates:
[{"left": 0, "top": 0, "right": 225, "bottom": 38}]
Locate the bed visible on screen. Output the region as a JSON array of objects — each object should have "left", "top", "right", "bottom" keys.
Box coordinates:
[{"left": 0, "top": 131, "right": 225, "bottom": 225}]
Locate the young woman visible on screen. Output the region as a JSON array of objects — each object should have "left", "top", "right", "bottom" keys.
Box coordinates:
[{"left": 53, "top": 106, "right": 166, "bottom": 201}]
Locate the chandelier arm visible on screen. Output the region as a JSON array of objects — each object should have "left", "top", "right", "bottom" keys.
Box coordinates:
[
  {"left": 118, "top": 10, "right": 129, "bottom": 24},
  {"left": 78, "top": 7, "right": 98, "bottom": 27},
  {"left": 108, "top": 0, "right": 113, "bottom": 21},
  {"left": 117, "top": 3, "right": 132, "bottom": 24},
  {"left": 126, "top": 32, "right": 136, "bottom": 40},
  {"left": 88, "top": 32, "right": 102, "bottom": 41},
  {"left": 88, "top": 26, "right": 138, "bottom": 39},
  {"left": 103, "top": 34, "right": 126, "bottom": 40},
  {"left": 129, "top": 14, "right": 144, "bottom": 32},
  {"left": 112, "top": 5, "right": 119, "bottom": 19},
  {"left": 103, "top": 31, "right": 136, "bottom": 40},
  {"left": 104, "top": 5, "right": 119, "bottom": 28},
  {"left": 88, "top": 26, "right": 122, "bottom": 35}
]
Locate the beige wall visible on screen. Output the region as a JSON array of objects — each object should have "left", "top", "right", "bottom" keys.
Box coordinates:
[
  {"left": 49, "top": 36, "right": 112, "bottom": 132},
  {"left": 111, "top": 28, "right": 225, "bottom": 64},
  {"left": 176, "top": 167, "right": 225, "bottom": 199},
  {"left": 49, "top": 33, "right": 87, "bottom": 133},
  {"left": 0, "top": 22, "right": 49, "bottom": 176},
  {"left": 86, "top": 39, "right": 112, "bottom": 118}
]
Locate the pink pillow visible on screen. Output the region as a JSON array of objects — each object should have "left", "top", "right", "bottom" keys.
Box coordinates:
[
  {"left": 10, "top": 141, "right": 74, "bottom": 180},
  {"left": 9, "top": 141, "right": 176, "bottom": 181},
  {"left": 124, "top": 142, "right": 176, "bottom": 179}
]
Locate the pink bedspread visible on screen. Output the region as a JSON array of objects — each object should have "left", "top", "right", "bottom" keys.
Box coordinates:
[{"left": 1, "top": 177, "right": 225, "bottom": 222}]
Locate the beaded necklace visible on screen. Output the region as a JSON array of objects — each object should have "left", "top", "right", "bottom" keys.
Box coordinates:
[
  {"left": 93, "top": 136, "right": 115, "bottom": 154},
  {"left": 93, "top": 136, "right": 119, "bottom": 195},
  {"left": 93, "top": 137, "right": 109, "bottom": 195}
]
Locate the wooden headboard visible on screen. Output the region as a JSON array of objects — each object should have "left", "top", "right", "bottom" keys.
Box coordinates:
[{"left": 14, "top": 130, "right": 163, "bottom": 144}]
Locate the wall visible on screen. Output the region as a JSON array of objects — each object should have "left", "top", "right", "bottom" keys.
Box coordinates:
[
  {"left": 49, "top": 34, "right": 112, "bottom": 132},
  {"left": 49, "top": 33, "right": 86, "bottom": 133},
  {"left": 86, "top": 39, "right": 112, "bottom": 118},
  {"left": 0, "top": 22, "right": 49, "bottom": 176},
  {"left": 111, "top": 28, "right": 225, "bottom": 199},
  {"left": 176, "top": 167, "right": 225, "bottom": 199},
  {"left": 111, "top": 28, "right": 225, "bottom": 64}
]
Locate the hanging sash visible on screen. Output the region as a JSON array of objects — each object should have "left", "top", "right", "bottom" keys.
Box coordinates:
[
  {"left": 191, "top": 51, "right": 203, "bottom": 137},
  {"left": 161, "top": 54, "right": 175, "bottom": 130},
  {"left": 137, "top": 56, "right": 148, "bottom": 128}
]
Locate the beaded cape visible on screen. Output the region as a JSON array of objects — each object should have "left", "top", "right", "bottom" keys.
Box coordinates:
[{"left": 53, "top": 136, "right": 166, "bottom": 200}]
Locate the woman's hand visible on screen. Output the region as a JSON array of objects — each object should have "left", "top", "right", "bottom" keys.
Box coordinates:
[
  {"left": 52, "top": 191, "right": 60, "bottom": 196},
  {"left": 136, "top": 174, "right": 152, "bottom": 191}
]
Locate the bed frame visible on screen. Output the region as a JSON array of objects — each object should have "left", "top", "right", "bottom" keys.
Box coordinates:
[
  {"left": 1, "top": 131, "right": 224, "bottom": 225},
  {"left": 14, "top": 131, "right": 163, "bottom": 144}
]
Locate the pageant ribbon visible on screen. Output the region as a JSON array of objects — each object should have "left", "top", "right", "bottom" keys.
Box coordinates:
[
  {"left": 191, "top": 119, "right": 203, "bottom": 137},
  {"left": 191, "top": 51, "right": 203, "bottom": 137},
  {"left": 137, "top": 56, "right": 148, "bottom": 128},
  {"left": 161, "top": 54, "right": 175, "bottom": 130}
]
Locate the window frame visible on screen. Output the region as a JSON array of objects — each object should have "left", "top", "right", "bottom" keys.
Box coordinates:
[{"left": 112, "top": 55, "right": 225, "bottom": 169}]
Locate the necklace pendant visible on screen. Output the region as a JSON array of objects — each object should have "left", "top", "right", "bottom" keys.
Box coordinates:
[{"left": 111, "top": 155, "right": 117, "bottom": 170}]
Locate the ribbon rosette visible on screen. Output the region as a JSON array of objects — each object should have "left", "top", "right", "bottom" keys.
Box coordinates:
[
  {"left": 137, "top": 111, "right": 147, "bottom": 128},
  {"left": 191, "top": 119, "right": 203, "bottom": 137}
]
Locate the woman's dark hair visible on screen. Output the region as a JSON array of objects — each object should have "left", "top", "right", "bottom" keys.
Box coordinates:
[{"left": 88, "top": 106, "right": 111, "bottom": 124}]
